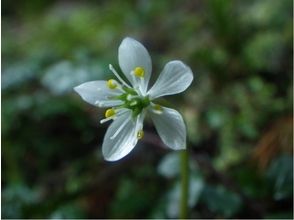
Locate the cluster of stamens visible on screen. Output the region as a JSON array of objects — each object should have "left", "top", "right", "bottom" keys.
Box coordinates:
[{"left": 99, "top": 65, "right": 159, "bottom": 140}]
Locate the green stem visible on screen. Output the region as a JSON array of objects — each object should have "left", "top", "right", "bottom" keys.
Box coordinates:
[{"left": 179, "top": 148, "right": 189, "bottom": 219}]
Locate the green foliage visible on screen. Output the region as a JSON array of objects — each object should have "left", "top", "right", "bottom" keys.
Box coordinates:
[
  {"left": 2, "top": 0, "right": 292, "bottom": 218},
  {"left": 200, "top": 185, "right": 242, "bottom": 218},
  {"left": 109, "top": 165, "right": 162, "bottom": 218},
  {"left": 2, "top": 184, "right": 41, "bottom": 219},
  {"left": 49, "top": 203, "right": 86, "bottom": 219},
  {"left": 267, "top": 154, "right": 293, "bottom": 200}
]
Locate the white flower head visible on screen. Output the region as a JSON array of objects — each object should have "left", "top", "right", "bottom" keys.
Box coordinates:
[{"left": 74, "top": 37, "right": 194, "bottom": 161}]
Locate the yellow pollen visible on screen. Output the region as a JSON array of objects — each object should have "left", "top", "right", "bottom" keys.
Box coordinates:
[
  {"left": 153, "top": 104, "right": 162, "bottom": 111},
  {"left": 105, "top": 108, "right": 116, "bottom": 118},
  {"left": 134, "top": 67, "right": 145, "bottom": 78},
  {"left": 107, "top": 79, "right": 117, "bottom": 89},
  {"left": 137, "top": 130, "right": 144, "bottom": 139}
]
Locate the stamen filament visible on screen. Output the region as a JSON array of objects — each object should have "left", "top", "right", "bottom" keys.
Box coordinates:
[
  {"left": 100, "top": 117, "right": 114, "bottom": 124},
  {"left": 99, "top": 108, "right": 129, "bottom": 124},
  {"left": 97, "top": 100, "right": 123, "bottom": 108},
  {"left": 130, "top": 71, "right": 143, "bottom": 96},
  {"left": 109, "top": 64, "right": 131, "bottom": 88},
  {"left": 134, "top": 111, "right": 145, "bottom": 140}
]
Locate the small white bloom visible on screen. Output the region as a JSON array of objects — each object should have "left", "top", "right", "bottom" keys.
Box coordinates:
[{"left": 74, "top": 37, "right": 194, "bottom": 161}]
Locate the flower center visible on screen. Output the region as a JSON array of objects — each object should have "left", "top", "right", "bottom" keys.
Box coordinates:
[
  {"left": 116, "top": 89, "right": 149, "bottom": 117},
  {"left": 105, "top": 65, "right": 150, "bottom": 118},
  {"left": 122, "top": 93, "right": 150, "bottom": 117},
  {"left": 133, "top": 67, "right": 145, "bottom": 78}
]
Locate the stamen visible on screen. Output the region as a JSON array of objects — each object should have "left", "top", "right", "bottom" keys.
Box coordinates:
[
  {"left": 152, "top": 104, "right": 163, "bottom": 114},
  {"left": 107, "top": 79, "right": 118, "bottom": 89},
  {"left": 153, "top": 104, "right": 162, "bottom": 111},
  {"left": 126, "top": 94, "right": 133, "bottom": 101},
  {"left": 137, "top": 130, "right": 144, "bottom": 139},
  {"left": 109, "top": 64, "right": 131, "bottom": 88},
  {"left": 130, "top": 71, "right": 143, "bottom": 96},
  {"left": 134, "top": 111, "right": 145, "bottom": 140},
  {"left": 130, "top": 100, "right": 138, "bottom": 106},
  {"left": 105, "top": 108, "right": 116, "bottom": 118},
  {"left": 100, "top": 108, "right": 128, "bottom": 124},
  {"left": 133, "top": 67, "right": 145, "bottom": 78},
  {"left": 100, "top": 117, "right": 113, "bottom": 124},
  {"left": 97, "top": 100, "right": 123, "bottom": 108}
]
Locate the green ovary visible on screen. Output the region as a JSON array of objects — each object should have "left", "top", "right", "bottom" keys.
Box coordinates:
[
  {"left": 125, "top": 96, "right": 150, "bottom": 117},
  {"left": 114, "top": 88, "right": 150, "bottom": 117}
]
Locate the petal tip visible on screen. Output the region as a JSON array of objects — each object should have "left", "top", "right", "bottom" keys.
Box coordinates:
[
  {"left": 102, "top": 150, "right": 126, "bottom": 162},
  {"left": 168, "top": 143, "right": 186, "bottom": 151},
  {"left": 122, "top": 36, "right": 136, "bottom": 43},
  {"left": 73, "top": 85, "right": 81, "bottom": 94},
  {"left": 103, "top": 155, "right": 119, "bottom": 162}
]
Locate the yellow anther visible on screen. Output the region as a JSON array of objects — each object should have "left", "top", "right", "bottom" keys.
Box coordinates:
[
  {"left": 107, "top": 79, "right": 117, "bottom": 89},
  {"left": 153, "top": 104, "right": 163, "bottom": 114},
  {"left": 153, "top": 104, "right": 162, "bottom": 111},
  {"left": 105, "top": 108, "right": 116, "bottom": 118},
  {"left": 134, "top": 67, "right": 145, "bottom": 78},
  {"left": 137, "top": 130, "right": 144, "bottom": 139}
]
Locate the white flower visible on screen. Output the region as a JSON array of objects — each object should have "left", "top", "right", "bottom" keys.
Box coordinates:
[{"left": 74, "top": 37, "right": 194, "bottom": 161}]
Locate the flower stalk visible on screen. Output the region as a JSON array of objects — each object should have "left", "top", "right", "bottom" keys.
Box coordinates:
[{"left": 180, "top": 148, "right": 189, "bottom": 219}]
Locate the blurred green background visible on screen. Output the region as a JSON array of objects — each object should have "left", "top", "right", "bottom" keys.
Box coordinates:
[{"left": 2, "top": 0, "right": 293, "bottom": 218}]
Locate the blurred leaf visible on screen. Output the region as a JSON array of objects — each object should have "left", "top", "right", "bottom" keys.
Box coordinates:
[
  {"left": 158, "top": 152, "right": 180, "bottom": 178},
  {"left": 241, "top": 0, "right": 292, "bottom": 28},
  {"left": 49, "top": 203, "right": 85, "bottom": 219},
  {"left": 266, "top": 154, "right": 293, "bottom": 200},
  {"left": 231, "top": 165, "right": 270, "bottom": 199},
  {"left": 243, "top": 31, "right": 284, "bottom": 71},
  {"left": 158, "top": 152, "right": 200, "bottom": 178},
  {"left": 110, "top": 177, "right": 160, "bottom": 219},
  {"left": 166, "top": 175, "right": 204, "bottom": 218},
  {"left": 2, "top": 61, "right": 40, "bottom": 90},
  {"left": 206, "top": 107, "right": 228, "bottom": 129},
  {"left": 42, "top": 61, "right": 105, "bottom": 95},
  {"left": 2, "top": 184, "right": 41, "bottom": 219},
  {"left": 200, "top": 185, "right": 242, "bottom": 218}
]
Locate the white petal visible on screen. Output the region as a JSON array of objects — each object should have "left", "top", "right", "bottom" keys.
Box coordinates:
[
  {"left": 74, "top": 81, "right": 123, "bottom": 106},
  {"left": 102, "top": 111, "right": 144, "bottom": 161},
  {"left": 149, "top": 106, "right": 186, "bottom": 150},
  {"left": 118, "top": 37, "right": 152, "bottom": 94},
  {"left": 148, "top": 61, "right": 193, "bottom": 99}
]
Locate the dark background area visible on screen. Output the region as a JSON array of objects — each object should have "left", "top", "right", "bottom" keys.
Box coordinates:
[{"left": 2, "top": 0, "right": 293, "bottom": 218}]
